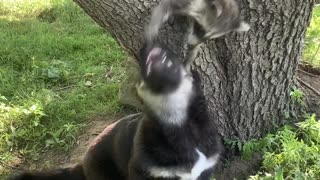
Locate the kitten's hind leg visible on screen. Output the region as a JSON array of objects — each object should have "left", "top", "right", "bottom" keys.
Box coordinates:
[
  {"left": 184, "top": 44, "right": 201, "bottom": 73},
  {"left": 184, "top": 22, "right": 203, "bottom": 73}
]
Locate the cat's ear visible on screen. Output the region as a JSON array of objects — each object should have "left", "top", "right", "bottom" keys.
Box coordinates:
[{"left": 211, "top": 0, "right": 223, "bottom": 17}]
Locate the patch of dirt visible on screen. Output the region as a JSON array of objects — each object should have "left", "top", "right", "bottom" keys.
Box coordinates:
[
  {"left": 64, "top": 116, "right": 117, "bottom": 167},
  {"left": 214, "top": 153, "right": 263, "bottom": 180},
  {"left": 15, "top": 114, "right": 123, "bottom": 171}
]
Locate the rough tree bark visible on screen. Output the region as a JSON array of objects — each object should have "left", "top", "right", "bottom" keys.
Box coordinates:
[{"left": 74, "top": 0, "right": 315, "bottom": 140}]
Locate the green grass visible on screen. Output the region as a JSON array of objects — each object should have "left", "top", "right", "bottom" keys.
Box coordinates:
[
  {"left": 244, "top": 114, "right": 320, "bottom": 179},
  {"left": 0, "top": 0, "right": 126, "bottom": 176},
  {"left": 303, "top": 6, "right": 320, "bottom": 67}
]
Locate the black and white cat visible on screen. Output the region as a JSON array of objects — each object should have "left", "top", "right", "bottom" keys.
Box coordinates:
[{"left": 10, "top": 43, "right": 222, "bottom": 180}]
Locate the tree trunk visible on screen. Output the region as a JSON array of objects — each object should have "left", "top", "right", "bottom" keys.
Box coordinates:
[{"left": 74, "top": 0, "right": 315, "bottom": 140}]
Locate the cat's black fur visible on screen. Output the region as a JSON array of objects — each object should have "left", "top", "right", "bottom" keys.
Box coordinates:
[{"left": 10, "top": 43, "right": 222, "bottom": 180}]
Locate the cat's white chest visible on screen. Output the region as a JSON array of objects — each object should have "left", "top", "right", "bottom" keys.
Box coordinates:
[
  {"left": 149, "top": 148, "right": 219, "bottom": 180},
  {"left": 179, "top": 149, "right": 219, "bottom": 180}
]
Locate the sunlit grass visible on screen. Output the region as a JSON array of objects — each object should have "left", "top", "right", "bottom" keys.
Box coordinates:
[
  {"left": 0, "top": 0, "right": 58, "bottom": 18},
  {"left": 0, "top": 0, "right": 126, "bottom": 177},
  {"left": 303, "top": 6, "right": 320, "bottom": 67}
]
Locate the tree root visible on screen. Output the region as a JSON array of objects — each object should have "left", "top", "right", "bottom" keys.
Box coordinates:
[{"left": 297, "top": 77, "right": 320, "bottom": 97}]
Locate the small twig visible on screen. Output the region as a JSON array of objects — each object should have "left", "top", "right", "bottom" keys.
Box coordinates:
[
  {"left": 55, "top": 85, "right": 79, "bottom": 91},
  {"left": 297, "top": 77, "right": 320, "bottom": 97},
  {"left": 310, "top": 42, "right": 320, "bottom": 63},
  {"left": 297, "top": 69, "right": 320, "bottom": 78}
]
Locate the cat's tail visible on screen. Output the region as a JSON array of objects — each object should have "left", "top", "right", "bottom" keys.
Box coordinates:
[{"left": 9, "top": 164, "right": 85, "bottom": 180}]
